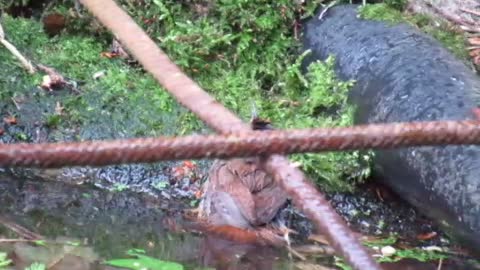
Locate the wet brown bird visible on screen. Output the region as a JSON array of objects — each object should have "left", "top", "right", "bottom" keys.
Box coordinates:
[
  {"left": 197, "top": 157, "right": 289, "bottom": 246},
  {"left": 195, "top": 114, "right": 289, "bottom": 246},
  {"left": 199, "top": 158, "right": 287, "bottom": 226}
]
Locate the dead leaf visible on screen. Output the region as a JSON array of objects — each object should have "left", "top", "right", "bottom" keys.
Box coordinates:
[
  {"left": 100, "top": 39, "right": 130, "bottom": 60},
  {"left": 100, "top": 52, "right": 120, "bottom": 59},
  {"left": 468, "top": 37, "right": 480, "bottom": 46},
  {"left": 308, "top": 234, "right": 330, "bottom": 245},
  {"left": 55, "top": 102, "right": 64, "bottom": 115},
  {"left": 38, "top": 64, "right": 68, "bottom": 91},
  {"left": 3, "top": 116, "right": 17, "bottom": 125},
  {"left": 142, "top": 17, "right": 156, "bottom": 25},
  {"left": 195, "top": 190, "right": 203, "bottom": 199},
  {"left": 183, "top": 160, "right": 196, "bottom": 169},
  {"left": 416, "top": 231, "right": 438, "bottom": 240}
]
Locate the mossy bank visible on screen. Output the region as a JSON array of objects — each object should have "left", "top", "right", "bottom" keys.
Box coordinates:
[{"left": 0, "top": 1, "right": 370, "bottom": 191}]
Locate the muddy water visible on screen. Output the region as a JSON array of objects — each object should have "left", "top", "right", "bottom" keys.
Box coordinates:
[
  {"left": 2, "top": 174, "right": 480, "bottom": 270},
  {"left": 0, "top": 174, "right": 295, "bottom": 270}
]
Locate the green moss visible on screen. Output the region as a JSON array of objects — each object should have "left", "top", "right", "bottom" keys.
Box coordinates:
[
  {"left": 0, "top": 1, "right": 369, "bottom": 191},
  {"left": 1, "top": 13, "right": 179, "bottom": 140},
  {"left": 131, "top": 1, "right": 370, "bottom": 190},
  {"left": 384, "top": 0, "right": 407, "bottom": 10},
  {"left": 422, "top": 25, "right": 469, "bottom": 60},
  {"left": 359, "top": 3, "right": 405, "bottom": 25},
  {"left": 359, "top": 3, "right": 468, "bottom": 60}
]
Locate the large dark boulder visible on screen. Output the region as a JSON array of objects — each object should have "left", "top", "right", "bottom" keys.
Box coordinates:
[{"left": 302, "top": 4, "right": 480, "bottom": 253}]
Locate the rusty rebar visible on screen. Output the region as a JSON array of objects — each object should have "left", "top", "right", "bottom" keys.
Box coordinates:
[
  {"left": 78, "top": 1, "right": 381, "bottom": 269},
  {"left": 1, "top": 120, "right": 480, "bottom": 168},
  {"left": 263, "top": 155, "right": 378, "bottom": 269}
]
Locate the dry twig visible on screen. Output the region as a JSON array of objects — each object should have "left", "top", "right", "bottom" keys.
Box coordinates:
[{"left": 0, "top": 22, "right": 36, "bottom": 74}]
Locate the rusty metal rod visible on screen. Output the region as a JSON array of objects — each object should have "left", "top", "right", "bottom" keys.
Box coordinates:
[
  {"left": 1, "top": 120, "right": 479, "bottom": 168},
  {"left": 77, "top": 1, "right": 381, "bottom": 269},
  {"left": 80, "top": 0, "right": 248, "bottom": 134}
]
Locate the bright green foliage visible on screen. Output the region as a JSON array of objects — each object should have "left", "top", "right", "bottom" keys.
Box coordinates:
[
  {"left": 377, "top": 248, "right": 448, "bottom": 263},
  {"left": 362, "top": 234, "right": 398, "bottom": 248},
  {"left": 105, "top": 249, "right": 184, "bottom": 270},
  {"left": 358, "top": 3, "right": 406, "bottom": 24},
  {"left": 25, "top": 262, "right": 46, "bottom": 270},
  {"left": 0, "top": 252, "right": 12, "bottom": 268}
]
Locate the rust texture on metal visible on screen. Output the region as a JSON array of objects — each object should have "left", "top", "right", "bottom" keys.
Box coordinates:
[
  {"left": 1, "top": 120, "right": 480, "bottom": 168},
  {"left": 78, "top": 1, "right": 380, "bottom": 269}
]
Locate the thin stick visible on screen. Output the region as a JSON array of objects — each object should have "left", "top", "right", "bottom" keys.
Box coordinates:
[
  {"left": 461, "top": 8, "right": 480, "bottom": 18},
  {"left": 319, "top": 1, "right": 337, "bottom": 20},
  {"left": 0, "top": 23, "right": 36, "bottom": 74}
]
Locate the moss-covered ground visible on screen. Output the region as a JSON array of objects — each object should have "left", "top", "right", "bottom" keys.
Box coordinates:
[{"left": 0, "top": 0, "right": 373, "bottom": 191}]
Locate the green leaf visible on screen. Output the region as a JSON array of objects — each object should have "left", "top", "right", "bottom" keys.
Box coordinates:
[
  {"left": 105, "top": 251, "right": 183, "bottom": 270},
  {"left": 0, "top": 252, "right": 12, "bottom": 267},
  {"left": 25, "top": 262, "right": 46, "bottom": 270},
  {"left": 33, "top": 240, "right": 47, "bottom": 246}
]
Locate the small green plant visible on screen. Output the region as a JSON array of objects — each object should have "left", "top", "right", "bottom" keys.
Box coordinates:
[
  {"left": 33, "top": 240, "right": 47, "bottom": 246},
  {"left": 45, "top": 114, "right": 62, "bottom": 128},
  {"left": 189, "top": 199, "right": 199, "bottom": 207},
  {"left": 378, "top": 248, "right": 448, "bottom": 263},
  {"left": 334, "top": 256, "right": 352, "bottom": 270},
  {"left": 112, "top": 183, "right": 128, "bottom": 192},
  {"left": 25, "top": 262, "right": 46, "bottom": 270},
  {"left": 0, "top": 252, "right": 12, "bottom": 268},
  {"left": 65, "top": 241, "right": 81, "bottom": 246},
  {"left": 15, "top": 132, "right": 28, "bottom": 141},
  {"left": 152, "top": 181, "right": 169, "bottom": 190}
]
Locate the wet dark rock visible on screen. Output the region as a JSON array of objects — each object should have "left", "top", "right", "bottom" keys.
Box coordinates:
[
  {"left": 302, "top": 4, "right": 480, "bottom": 253},
  {"left": 278, "top": 182, "right": 445, "bottom": 247}
]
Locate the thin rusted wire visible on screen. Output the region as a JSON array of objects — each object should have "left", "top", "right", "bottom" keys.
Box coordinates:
[
  {"left": 1, "top": 120, "right": 480, "bottom": 168},
  {"left": 78, "top": 1, "right": 380, "bottom": 269}
]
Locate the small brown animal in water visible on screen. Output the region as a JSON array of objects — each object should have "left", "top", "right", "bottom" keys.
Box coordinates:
[
  {"left": 199, "top": 158, "right": 288, "bottom": 228},
  {"left": 197, "top": 157, "right": 289, "bottom": 246},
  {"left": 196, "top": 115, "right": 289, "bottom": 246}
]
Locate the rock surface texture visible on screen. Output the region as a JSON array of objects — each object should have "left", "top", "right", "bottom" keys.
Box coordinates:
[{"left": 302, "top": 4, "right": 480, "bottom": 253}]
